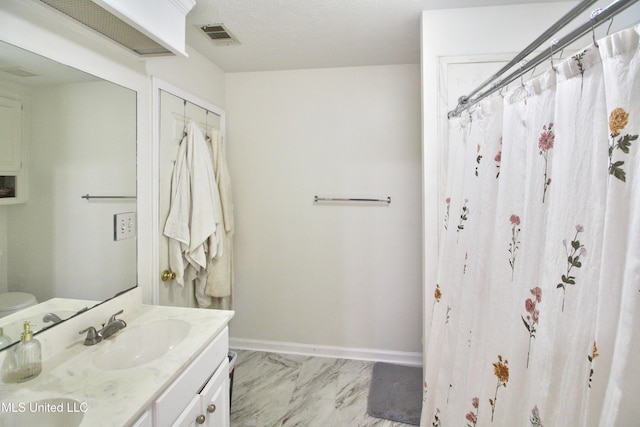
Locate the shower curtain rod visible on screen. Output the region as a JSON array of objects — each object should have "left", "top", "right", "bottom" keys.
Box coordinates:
[
  {"left": 449, "top": 0, "right": 598, "bottom": 113},
  {"left": 447, "top": 0, "right": 639, "bottom": 118}
]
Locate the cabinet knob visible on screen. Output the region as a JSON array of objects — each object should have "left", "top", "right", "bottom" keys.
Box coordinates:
[
  {"left": 161, "top": 270, "right": 176, "bottom": 282},
  {"left": 196, "top": 414, "right": 206, "bottom": 424},
  {"left": 207, "top": 403, "right": 216, "bottom": 413}
]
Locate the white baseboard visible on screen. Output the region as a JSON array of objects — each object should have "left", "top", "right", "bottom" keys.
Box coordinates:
[{"left": 229, "top": 337, "right": 423, "bottom": 367}]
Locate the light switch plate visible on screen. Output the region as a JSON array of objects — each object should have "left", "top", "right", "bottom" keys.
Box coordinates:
[{"left": 114, "top": 212, "right": 136, "bottom": 241}]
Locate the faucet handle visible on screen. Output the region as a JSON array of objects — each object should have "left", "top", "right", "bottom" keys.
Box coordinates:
[
  {"left": 108, "top": 309, "right": 124, "bottom": 324},
  {"left": 79, "top": 326, "right": 97, "bottom": 335},
  {"left": 79, "top": 326, "right": 102, "bottom": 345}
]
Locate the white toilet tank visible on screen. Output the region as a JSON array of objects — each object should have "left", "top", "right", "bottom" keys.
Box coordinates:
[{"left": 0, "top": 292, "right": 38, "bottom": 318}]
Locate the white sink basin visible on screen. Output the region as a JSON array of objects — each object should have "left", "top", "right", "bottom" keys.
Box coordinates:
[
  {"left": 93, "top": 319, "right": 191, "bottom": 370},
  {"left": 0, "top": 398, "right": 84, "bottom": 427}
]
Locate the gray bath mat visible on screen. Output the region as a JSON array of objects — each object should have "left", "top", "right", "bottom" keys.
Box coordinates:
[{"left": 367, "top": 362, "right": 422, "bottom": 426}]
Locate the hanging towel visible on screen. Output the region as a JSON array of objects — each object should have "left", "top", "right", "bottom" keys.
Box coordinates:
[
  {"left": 164, "top": 131, "right": 190, "bottom": 286},
  {"left": 164, "top": 121, "right": 223, "bottom": 307},
  {"left": 206, "top": 130, "right": 235, "bottom": 299}
]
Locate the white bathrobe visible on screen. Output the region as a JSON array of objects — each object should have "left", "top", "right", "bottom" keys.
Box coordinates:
[
  {"left": 205, "top": 131, "right": 234, "bottom": 300},
  {"left": 164, "top": 121, "right": 223, "bottom": 305}
]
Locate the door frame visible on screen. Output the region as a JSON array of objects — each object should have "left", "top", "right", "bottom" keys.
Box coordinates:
[{"left": 150, "top": 77, "right": 226, "bottom": 305}]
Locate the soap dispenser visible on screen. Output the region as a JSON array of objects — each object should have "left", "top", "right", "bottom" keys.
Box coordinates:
[{"left": 13, "top": 321, "right": 42, "bottom": 382}]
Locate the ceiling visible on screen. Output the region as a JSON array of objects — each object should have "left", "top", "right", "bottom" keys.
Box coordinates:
[{"left": 184, "top": 0, "right": 572, "bottom": 73}]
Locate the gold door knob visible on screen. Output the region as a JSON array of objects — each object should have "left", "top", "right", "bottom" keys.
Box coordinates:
[
  {"left": 196, "top": 414, "right": 206, "bottom": 424},
  {"left": 207, "top": 403, "right": 216, "bottom": 413},
  {"left": 161, "top": 270, "right": 176, "bottom": 282}
]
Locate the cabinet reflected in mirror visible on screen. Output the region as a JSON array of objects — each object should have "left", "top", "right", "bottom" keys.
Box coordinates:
[{"left": 0, "top": 39, "right": 137, "bottom": 348}]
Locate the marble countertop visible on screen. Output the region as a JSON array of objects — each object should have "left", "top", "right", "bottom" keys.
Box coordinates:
[{"left": 0, "top": 304, "right": 234, "bottom": 427}]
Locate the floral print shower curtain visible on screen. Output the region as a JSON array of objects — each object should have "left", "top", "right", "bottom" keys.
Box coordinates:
[{"left": 421, "top": 25, "right": 640, "bottom": 426}]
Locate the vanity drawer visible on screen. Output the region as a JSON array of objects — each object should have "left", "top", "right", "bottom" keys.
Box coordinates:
[
  {"left": 153, "top": 327, "right": 229, "bottom": 427},
  {"left": 200, "top": 358, "right": 229, "bottom": 426}
]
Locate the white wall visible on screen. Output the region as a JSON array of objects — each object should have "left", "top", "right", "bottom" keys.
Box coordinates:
[
  {"left": 226, "top": 64, "right": 422, "bottom": 357},
  {"left": 145, "top": 47, "right": 226, "bottom": 109},
  {"left": 0, "top": 0, "right": 226, "bottom": 304}
]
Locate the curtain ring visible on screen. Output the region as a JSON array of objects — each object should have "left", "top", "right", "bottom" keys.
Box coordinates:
[
  {"left": 590, "top": 8, "right": 603, "bottom": 48},
  {"left": 492, "top": 78, "right": 504, "bottom": 98},
  {"left": 519, "top": 60, "right": 528, "bottom": 87},
  {"left": 606, "top": 16, "right": 614, "bottom": 36},
  {"left": 550, "top": 39, "right": 559, "bottom": 72}
]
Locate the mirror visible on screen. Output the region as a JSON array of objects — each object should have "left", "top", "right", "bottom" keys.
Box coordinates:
[{"left": 0, "top": 40, "right": 137, "bottom": 349}]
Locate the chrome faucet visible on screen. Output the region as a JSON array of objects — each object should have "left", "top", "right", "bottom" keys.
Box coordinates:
[
  {"left": 100, "top": 310, "right": 127, "bottom": 339},
  {"left": 79, "top": 310, "right": 127, "bottom": 346}
]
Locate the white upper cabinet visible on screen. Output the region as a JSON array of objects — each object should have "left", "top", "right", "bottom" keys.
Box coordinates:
[
  {"left": 0, "top": 96, "right": 21, "bottom": 171},
  {"left": 92, "top": 0, "right": 196, "bottom": 57}
]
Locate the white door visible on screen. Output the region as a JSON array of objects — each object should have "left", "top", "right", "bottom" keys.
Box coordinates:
[{"left": 158, "top": 89, "right": 221, "bottom": 307}]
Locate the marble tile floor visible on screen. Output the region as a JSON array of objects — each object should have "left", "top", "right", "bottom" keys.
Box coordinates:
[{"left": 230, "top": 349, "right": 417, "bottom": 427}]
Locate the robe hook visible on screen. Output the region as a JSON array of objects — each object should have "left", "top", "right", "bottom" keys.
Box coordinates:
[
  {"left": 205, "top": 110, "right": 210, "bottom": 141},
  {"left": 182, "top": 99, "right": 188, "bottom": 138}
]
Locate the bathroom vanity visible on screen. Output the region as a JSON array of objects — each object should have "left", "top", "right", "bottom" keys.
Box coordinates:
[{"left": 0, "top": 289, "right": 234, "bottom": 427}]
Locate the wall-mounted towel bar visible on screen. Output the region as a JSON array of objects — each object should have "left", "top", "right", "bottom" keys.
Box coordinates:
[
  {"left": 81, "top": 194, "right": 137, "bottom": 200},
  {"left": 314, "top": 196, "right": 391, "bottom": 204}
]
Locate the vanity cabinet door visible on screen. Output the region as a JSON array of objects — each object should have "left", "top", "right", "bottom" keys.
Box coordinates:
[
  {"left": 171, "top": 358, "right": 229, "bottom": 427},
  {"left": 171, "top": 396, "right": 201, "bottom": 427},
  {"left": 153, "top": 327, "right": 229, "bottom": 426},
  {"left": 201, "top": 358, "right": 229, "bottom": 427}
]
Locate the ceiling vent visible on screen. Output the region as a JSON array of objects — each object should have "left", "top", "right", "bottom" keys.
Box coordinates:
[
  {"left": 200, "top": 24, "right": 240, "bottom": 45},
  {"left": 39, "top": 0, "right": 173, "bottom": 56}
]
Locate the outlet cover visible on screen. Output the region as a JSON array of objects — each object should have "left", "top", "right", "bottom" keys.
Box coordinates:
[{"left": 114, "top": 212, "right": 136, "bottom": 241}]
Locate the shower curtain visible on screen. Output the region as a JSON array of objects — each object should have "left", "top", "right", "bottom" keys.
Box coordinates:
[{"left": 421, "top": 25, "right": 640, "bottom": 426}]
